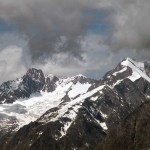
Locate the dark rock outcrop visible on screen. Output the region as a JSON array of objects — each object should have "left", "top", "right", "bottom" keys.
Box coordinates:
[{"left": 96, "top": 100, "right": 150, "bottom": 150}]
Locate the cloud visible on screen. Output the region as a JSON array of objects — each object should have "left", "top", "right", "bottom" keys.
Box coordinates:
[
  {"left": 0, "top": 46, "right": 28, "bottom": 83},
  {"left": 0, "top": 0, "right": 150, "bottom": 83},
  {"left": 0, "top": 0, "right": 149, "bottom": 61},
  {"left": 0, "top": 34, "right": 114, "bottom": 83},
  {"left": 0, "top": 33, "right": 135, "bottom": 84},
  {"left": 98, "top": 0, "right": 150, "bottom": 58},
  {"left": 0, "top": 0, "right": 102, "bottom": 62},
  {"left": 33, "top": 34, "right": 133, "bottom": 79}
]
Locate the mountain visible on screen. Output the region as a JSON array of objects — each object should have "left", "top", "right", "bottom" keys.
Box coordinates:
[
  {"left": 0, "top": 69, "right": 96, "bottom": 137},
  {"left": 0, "top": 57, "right": 150, "bottom": 150}
]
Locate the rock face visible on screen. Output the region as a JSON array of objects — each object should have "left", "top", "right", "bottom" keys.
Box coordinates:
[
  {"left": 96, "top": 100, "right": 150, "bottom": 150},
  {"left": 0, "top": 68, "right": 45, "bottom": 104},
  {"left": 0, "top": 57, "right": 150, "bottom": 150}
]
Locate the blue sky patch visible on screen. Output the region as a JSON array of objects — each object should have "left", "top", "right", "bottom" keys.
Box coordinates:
[
  {"left": 0, "top": 20, "right": 15, "bottom": 33},
  {"left": 86, "top": 10, "right": 109, "bottom": 35}
]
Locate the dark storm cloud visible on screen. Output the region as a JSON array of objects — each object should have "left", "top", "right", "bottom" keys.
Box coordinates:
[
  {"left": 0, "top": 0, "right": 102, "bottom": 62},
  {"left": 0, "top": 0, "right": 149, "bottom": 61},
  {"left": 102, "top": 0, "right": 150, "bottom": 57}
]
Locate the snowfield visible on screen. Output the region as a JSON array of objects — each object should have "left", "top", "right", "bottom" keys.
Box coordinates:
[{"left": 0, "top": 78, "right": 92, "bottom": 130}]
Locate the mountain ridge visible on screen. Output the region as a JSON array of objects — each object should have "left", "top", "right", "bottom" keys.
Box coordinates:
[{"left": 0, "top": 57, "right": 150, "bottom": 150}]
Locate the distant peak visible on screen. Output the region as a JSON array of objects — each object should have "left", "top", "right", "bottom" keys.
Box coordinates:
[
  {"left": 121, "top": 57, "right": 142, "bottom": 67},
  {"left": 75, "top": 74, "right": 87, "bottom": 78},
  {"left": 46, "top": 74, "right": 55, "bottom": 78},
  {"left": 46, "top": 74, "right": 59, "bottom": 81},
  {"left": 122, "top": 57, "right": 134, "bottom": 63},
  {"left": 71, "top": 74, "right": 87, "bottom": 80},
  {"left": 122, "top": 57, "right": 144, "bottom": 64},
  {"left": 126, "top": 57, "right": 132, "bottom": 60}
]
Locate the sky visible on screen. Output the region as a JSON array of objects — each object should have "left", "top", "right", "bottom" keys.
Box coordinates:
[{"left": 0, "top": 0, "right": 149, "bottom": 83}]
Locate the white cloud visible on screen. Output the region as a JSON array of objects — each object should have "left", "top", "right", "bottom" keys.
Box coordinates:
[{"left": 0, "top": 46, "right": 27, "bottom": 83}]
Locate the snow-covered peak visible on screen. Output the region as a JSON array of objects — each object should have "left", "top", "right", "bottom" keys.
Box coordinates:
[
  {"left": 120, "top": 58, "right": 150, "bottom": 82},
  {"left": 61, "top": 74, "right": 87, "bottom": 81},
  {"left": 74, "top": 74, "right": 87, "bottom": 78},
  {"left": 103, "top": 57, "right": 150, "bottom": 87},
  {"left": 58, "top": 74, "right": 93, "bottom": 87},
  {"left": 121, "top": 57, "right": 144, "bottom": 71},
  {"left": 46, "top": 74, "right": 57, "bottom": 80}
]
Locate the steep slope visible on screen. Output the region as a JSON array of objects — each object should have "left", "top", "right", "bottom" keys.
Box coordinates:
[
  {"left": 96, "top": 100, "right": 150, "bottom": 150},
  {"left": 1, "top": 57, "right": 150, "bottom": 150}
]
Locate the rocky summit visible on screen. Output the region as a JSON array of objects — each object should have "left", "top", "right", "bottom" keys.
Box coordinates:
[{"left": 0, "top": 58, "right": 150, "bottom": 150}]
